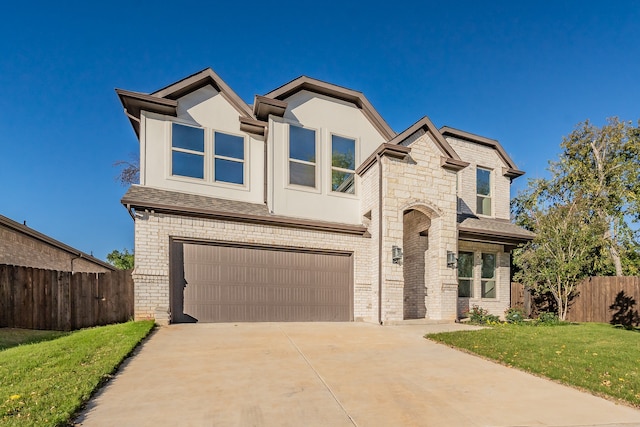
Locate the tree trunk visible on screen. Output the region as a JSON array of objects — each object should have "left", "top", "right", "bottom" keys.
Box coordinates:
[{"left": 609, "top": 241, "right": 623, "bottom": 276}]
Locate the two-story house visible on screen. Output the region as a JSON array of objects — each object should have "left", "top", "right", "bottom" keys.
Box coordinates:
[{"left": 116, "top": 68, "right": 533, "bottom": 324}]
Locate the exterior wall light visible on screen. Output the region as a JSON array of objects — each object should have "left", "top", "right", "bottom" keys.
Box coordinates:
[
  {"left": 392, "top": 245, "right": 403, "bottom": 265},
  {"left": 447, "top": 251, "right": 457, "bottom": 268}
]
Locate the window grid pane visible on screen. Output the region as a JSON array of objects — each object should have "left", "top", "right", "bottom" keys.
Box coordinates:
[
  {"left": 289, "top": 161, "right": 316, "bottom": 187},
  {"left": 481, "top": 253, "right": 496, "bottom": 298},
  {"left": 215, "top": 158, "right": 243, "bottom": 184},
  {"left": 457, "top": 252, "right": 474, "bottom": 298},
  {"left": 172, "top": 124, "right": 204, "bottom": 152},
  {"left": 172, "top": 151, "right": 204, "bottom": 179},
  {"left": 215, "top": 132, "right": 244, "bottom": 159},
  {"left": 289, "top": 125, "right": 316, "bottom": 162}
]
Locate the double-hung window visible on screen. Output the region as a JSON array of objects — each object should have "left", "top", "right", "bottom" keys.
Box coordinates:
[
  {"left": 289, "top": 125, "right": 316, "bottom": 188},
  {"left": 171, "top": 123, "right": 205, "bottom": 179},
  {"left": 214, "top": 132, "right": 244, "bottom": 185},
  {"left": 481, "top": 253, "right": 497, "bottom": 298},
  {"left": 331, "top": 135, "right": 356, "bottom": 194},
  {"left": 457, "top": 252, "right": 474, "bottom": 297},
  {"left": 476, "top": 167, "right": 492, "bottom": 215}
]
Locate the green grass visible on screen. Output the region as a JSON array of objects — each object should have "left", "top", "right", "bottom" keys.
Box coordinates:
[
  {"left": 0, "top": 321, "right": 155, "bottom": 426},
  {"left": 0, "top": 329, "right": 69, "bottom": 351},
  {"left": 427, "top": 323, "right": 640, "bottom": 407}
]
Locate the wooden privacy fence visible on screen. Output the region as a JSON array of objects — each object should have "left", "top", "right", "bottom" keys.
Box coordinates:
[
  {"left": 512, "top": 277, "right": 640, "bottom": 323},
  {"left": 0, "top": 264, "right": 134, "bottom": 331}
]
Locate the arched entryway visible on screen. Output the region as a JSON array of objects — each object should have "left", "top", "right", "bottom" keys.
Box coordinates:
[{"left": 402, "top": 207, "right": 434, "bottom": 319}]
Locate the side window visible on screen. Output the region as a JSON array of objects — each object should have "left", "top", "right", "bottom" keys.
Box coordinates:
[
  {"left": 171, "top": 123, "right": 205, "bottom": 179},
  {"left": 457, "top": 252, "right": 474, "bottom": 297},
  {"left": 481, "top": 253, "right": 496, "bottom": 298},
  {"left": 289, "top": 125, "right": 316, "bottom": 188},
  {"left": 476, "top": 167, "right": 492, "bottom": 215},
  {"left": 331, "top": 135, "right": 356, "bottom": 194},
  {"left": 214, "top": 132, "right": 244, "bottom": 185}
]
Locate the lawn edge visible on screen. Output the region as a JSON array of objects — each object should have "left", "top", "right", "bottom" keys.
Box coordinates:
[
  {"left": 68, "top": 321, "right": 157, "bottom": 425},
  {"left": 424, "top": 331, "right": 640, "bottom": 410}
]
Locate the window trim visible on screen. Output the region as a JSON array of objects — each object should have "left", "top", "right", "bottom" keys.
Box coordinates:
[
  {"left": 166, "top": 120, "right": 250, "bottom": 190},
  {"left": 457, "top": 251, "right": 474, "bottom": 298},
  {"left": 476, "top": 166, "right": 493, "bottom": 216},
  {"left": 480, "top": 252, "right": 497, "bottom": 299},
  {"left": 287, "top": 123, "right": 320, "bottom": 192},
  {"left": 213, "top": 130, "right": 246, "bottom": 186},
  {"left": 329, "top": 132, "right": 358, "bottom": 196},
  {"left": 170, "top": 122, "right": 206, "bottom": 181}
]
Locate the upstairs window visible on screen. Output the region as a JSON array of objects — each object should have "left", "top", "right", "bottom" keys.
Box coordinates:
[
  {"left": 331, "top": 135, "right": 356, "bottom": 194},
  {"left": 457, "top": 252, "right": 474, "bottom": 298},
  {"left": 476, "top": 167, "right": 492, "bottom": 216},
  {"left": 172, "top": 123, "right": 205, "bottom": 179},
  {"left": 214, "top": 132, "right": 244, "bottom": 185},
  {"left": 481, "top": 253, "right": 496, "bottom": 298},
  {"left": 289, "top": 125, "right": 316, "bottom": 188}
]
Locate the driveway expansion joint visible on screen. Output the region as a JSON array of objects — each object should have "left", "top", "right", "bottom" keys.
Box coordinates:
[{"left": 279, "top": 326, "right": 358, "bottom": 427}]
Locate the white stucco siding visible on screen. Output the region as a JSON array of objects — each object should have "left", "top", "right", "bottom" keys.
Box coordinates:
[
  {"left": 140, "top": 86, "right": 264, "bottom": 204},
  {"left": 268, "top": 90, "right": 388, "bottom": 224},
  {"left": 447, "top": 137, "right": 512, "bottom": 220}
]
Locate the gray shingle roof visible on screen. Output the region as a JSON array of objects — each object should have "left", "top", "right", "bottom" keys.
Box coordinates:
[
  {"left": 121, "top": 186, "right": 368, "bottom": 236},
  {"left": 457, "top": 214, "right": 534, "bottom": 243},
  {"left": 122, "top": 185, "right": 270, "bottom": 216}
]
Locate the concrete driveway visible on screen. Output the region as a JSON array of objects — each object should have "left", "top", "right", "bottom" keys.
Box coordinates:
[{"left": 75, "top": 322, "right": 640, "bottom": 427}]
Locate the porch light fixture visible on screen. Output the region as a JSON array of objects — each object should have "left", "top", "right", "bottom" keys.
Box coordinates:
[
  {"left": 392, "top": 245, "right": 403, "bottom": 265},
  {"left": 447, "top": 251, "right": 457, "bottom": 268}
]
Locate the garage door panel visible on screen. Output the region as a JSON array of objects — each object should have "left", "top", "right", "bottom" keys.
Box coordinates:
[{"left": 172, "top": 243, "right": 352, "bottom": 323}]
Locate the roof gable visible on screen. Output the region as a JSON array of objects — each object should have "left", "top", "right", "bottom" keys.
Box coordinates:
[
  {"left": 263, "top": 76, "right": 396, "bottom": 141},
  {"left": 116, "top": 68, "right": 253, "bottom": 137},
  {"left": 440, "top": 126, "right": 524, "bottom": 178},
  {"left": 389, "top": 116, "right": 469, "bottom": 172}
]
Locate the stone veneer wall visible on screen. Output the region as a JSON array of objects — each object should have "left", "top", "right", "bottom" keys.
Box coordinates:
[
  {"left": 446, "top": 136, "right": 512, "bottom": 220},
  {"left": 133, "top": 210, "right": 375, "bottom": 324},
  {"left": 456, "top": 240, "right": 510, "bottom": 319},
  {"left": 359, "top": 132, "right": 460, "bottom": 322}
]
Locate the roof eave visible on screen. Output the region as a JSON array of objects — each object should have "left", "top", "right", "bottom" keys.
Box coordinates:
[
  {"left": 115, "top": 89, "right": 178, "bottom": 137},
  {"left": 441, "top": 126, "right": 521, "bottom": 172}
]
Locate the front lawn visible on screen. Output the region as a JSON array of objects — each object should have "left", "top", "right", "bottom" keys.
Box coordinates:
[
  {"left": 0, "top": 329, "right": 68, "bottom": 351},
  {"left": 427, "top": 323, "right": 640, "bottom": 407},
  {"left": 0, "top": 320, "right": 155, "bottom": 426}
]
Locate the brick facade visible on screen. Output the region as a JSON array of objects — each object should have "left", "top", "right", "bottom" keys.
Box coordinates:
[
  {"left": 133, "top": 211, "right": 374, "bottom": 324},
  {"left": 0, "top": 222, "right": 112, "bottom": 273}
]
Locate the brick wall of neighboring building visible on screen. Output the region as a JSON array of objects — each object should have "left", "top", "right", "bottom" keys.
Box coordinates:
[
  {"left": 133, "top": 211, "right": 375, "bottom": 323},
  {"left": 0, "top": 226, "right": 111, "bottom": 273}
]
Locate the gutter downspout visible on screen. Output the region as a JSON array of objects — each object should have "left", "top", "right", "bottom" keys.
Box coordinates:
[
  {"left": 377, "top": 153, "right": 383, "bottom": 325},
  {"left": 126, "top": 204, "right": 135, "bottom": 220},
  {"left": 263, "top": 125, "right": 269, "bottom": 205},
  {"left": 124, "top": 108, "right": 141, "bottom": 124}
]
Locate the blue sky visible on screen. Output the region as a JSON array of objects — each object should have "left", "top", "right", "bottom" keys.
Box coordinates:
[{"left": 1, "top": 1, "right": 639, "bottom": 262}]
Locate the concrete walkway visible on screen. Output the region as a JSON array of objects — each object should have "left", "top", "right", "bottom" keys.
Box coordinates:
[{"left": 75, "top": 322, "right": 640, "bottom": 427}]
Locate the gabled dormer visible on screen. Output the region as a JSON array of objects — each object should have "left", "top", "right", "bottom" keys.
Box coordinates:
[
  {"left": 254, "top": 76, "right": 396, "bottom": 224},
  {"left": 440, "top": 126, "right": 524, "bottom": 220},
  {"left": 116, "top": 68, "right": 266, "bottom": 205}
]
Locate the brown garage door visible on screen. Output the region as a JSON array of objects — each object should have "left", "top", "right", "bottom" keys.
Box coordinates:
[{"left": 170, "top": 241, "right": 353, "bottom": 323}]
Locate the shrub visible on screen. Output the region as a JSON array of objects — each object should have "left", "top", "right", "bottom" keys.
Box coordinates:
[
  {"left": 536, "top": 311, "right": 561, "bottom": 325},
  {"left": 505, "top": 307, "right": 526, "bottom": 324},
  {"left": 468, "top": 305, "right": 500, "bottom": 325}
]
